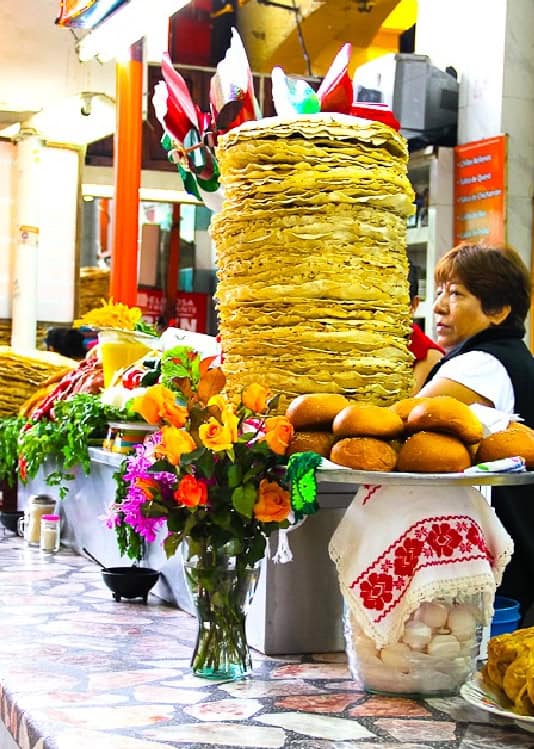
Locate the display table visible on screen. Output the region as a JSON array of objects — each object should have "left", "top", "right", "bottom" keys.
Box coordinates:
[
  {"left": 18, "top": 452, "right": 533, "bottom": 657},
  {"left": 1, "top": 534, "right": 534, "bottom": 749},
  {"left": 17, "top": 449, "right": 359, "bottom": 655}
]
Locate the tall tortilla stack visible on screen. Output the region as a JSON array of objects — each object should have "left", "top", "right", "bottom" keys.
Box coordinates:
[{"left": 211, "top": 113, "right": 415, "bottom": 411}]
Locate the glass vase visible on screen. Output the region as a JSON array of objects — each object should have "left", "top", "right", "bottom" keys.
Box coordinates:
[{"left": 183, "top": 540, "right": 260, "bottom": 680}]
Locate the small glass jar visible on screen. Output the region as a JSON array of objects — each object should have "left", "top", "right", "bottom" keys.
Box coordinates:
[
  {"left": 17, "top": 494, "right": 56, "bottom": 545},
  {"left": 40, "top": 514, "right": 61, "bottom": 554}
]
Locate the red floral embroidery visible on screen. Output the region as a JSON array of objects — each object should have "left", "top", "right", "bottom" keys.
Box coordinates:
[
  {"left": 393, "top": 537, "right": 424, "bottom": 576},
  {"left": 426, "top": 522, "right": 462, "bottom": 557},
  {"left": 351, "top": 515, "right": 493, "bottom": 621},
  {"left": 467, "top": 523, "right": 487, "bottom": 553},
  {"left": 360, "top": 572, "right": 393, "bottom": 611}
]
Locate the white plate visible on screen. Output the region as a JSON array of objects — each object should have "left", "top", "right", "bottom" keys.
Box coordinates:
[{"left": 461, "top": 671, "right": 534, "bottom": 733}]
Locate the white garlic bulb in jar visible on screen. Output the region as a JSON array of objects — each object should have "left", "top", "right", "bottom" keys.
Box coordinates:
[{"left": 343, "top": 595, "right": 483, "bottom": 696}]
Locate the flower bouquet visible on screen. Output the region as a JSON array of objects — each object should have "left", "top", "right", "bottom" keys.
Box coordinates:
[{"left": 107, "top": 345, "right": 295, "bottom": 678}]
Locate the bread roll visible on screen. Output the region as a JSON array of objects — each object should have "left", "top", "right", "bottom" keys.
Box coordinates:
[
  {"left": 406, "top": 396, "right": 484, "bottom": 444},
  {"left": 330, "top": 437, "right": 397, "bottom": 472},
  {"left": 397, "top": 431, "right": 472, "bottom": 473},
  {"left": 391, "top": 397, "right": 431, "bottom": 423},
  {"left": 333, "top": 403, "right": 404, "bottom": 439},
  {"left": 286, "top": 393, "right": 349, "bottom": 430},
  {"left": 287, "top": 431, "right": 336, "bottom": 458},
  {"left": 476, "top": 422, "right": 534, "bottom": 468}
]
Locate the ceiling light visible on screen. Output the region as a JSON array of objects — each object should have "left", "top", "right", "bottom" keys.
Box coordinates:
[
  {"left": 28, "top": 93, "right": 116, "bottom": 146},
  {"left": 81, "top": 183, "right": 202, "bottom": 204}
]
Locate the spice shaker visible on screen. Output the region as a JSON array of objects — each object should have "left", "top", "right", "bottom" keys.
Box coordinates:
[{"left": 40, "top": 514, "right": 61, "bottom": 553}]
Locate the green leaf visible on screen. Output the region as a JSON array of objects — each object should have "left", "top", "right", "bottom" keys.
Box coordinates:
[
  {"left": 245, "top": 533, "right": 266, "bottom": 566},
  {"left": 164, "top": 532, "right": 182, "bottom": 558},
  {"left": 180, "top": 447, "right": 206, "bottom": 467},
  {"left": 231, "top": 482, "right": 257, "bottom": 518},
  {"left": 140, "top": 366, "right": 161, "bottom": 387},
  {"left": 227, "top": 463, "right": 242, "bottom": 489}
]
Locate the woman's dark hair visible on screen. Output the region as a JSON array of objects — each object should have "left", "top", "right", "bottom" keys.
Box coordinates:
[
  {"left": 408, "top": 259, "right": 419, "bottom": 302},
  {"left": 45, "top": 327, "right": 86, "bottom": 358},
  {"left": 434, "top": 243, "right": 531, "bottom": 327}
]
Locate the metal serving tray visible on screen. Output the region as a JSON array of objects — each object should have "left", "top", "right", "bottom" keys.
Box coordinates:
[{"left": 316, "top": 464, "right": 534, "bottom": 487}]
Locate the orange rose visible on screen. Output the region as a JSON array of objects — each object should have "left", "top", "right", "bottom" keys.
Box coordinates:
[
  {"left": 131, "top": 384, "right": 187, "bottom": 427},
  {"left": 160, "top": 400, "right": 188, "bottom": 428},
  {"left": 135, "top": 476, "right": 160, "bottom": 499},
  {"left": 174, "top": 475, "right": 208, "bottom": 507},
  {"left": 242, "top": 383, "right": 271, "bottom": 413},
  {"left": 263, "top": 416, "right": 294, "bottom": 455},
  {"left": 199, "top": 418, "right": 235, "bottom": 452},
  {"left": 253, "top": 479, "right": 290, "bottom": 523},
  {"left": 154, "top": 425, "right": 197, "bottom": 465}
]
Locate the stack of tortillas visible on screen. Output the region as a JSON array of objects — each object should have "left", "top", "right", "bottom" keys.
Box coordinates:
[
  {"left": 79, "top": 266, "right": 110, "bottom": 317},
  {"left": 211, "top": 113, "right": 415, "bottom": 411},
  {"left": 0, "top": 347, "right": 77, "bottom": 417}
]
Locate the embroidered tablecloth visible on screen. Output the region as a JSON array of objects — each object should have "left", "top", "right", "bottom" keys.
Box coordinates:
[{"left": 329, "top": 484, "right": 513, "bottom": 647}]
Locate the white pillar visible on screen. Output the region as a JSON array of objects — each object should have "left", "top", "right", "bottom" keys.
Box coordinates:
[{"left": 11, "top": 129, "right": 42, "bottom": 351}]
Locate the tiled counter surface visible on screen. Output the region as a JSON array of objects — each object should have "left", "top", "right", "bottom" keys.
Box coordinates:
[{"left": 0, "top": 536, "right": 532, "bottom": 749}]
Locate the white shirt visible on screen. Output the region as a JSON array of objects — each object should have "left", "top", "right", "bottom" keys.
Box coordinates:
[{"left": 434, "top": 351, "right": 515, "bottom": 413}]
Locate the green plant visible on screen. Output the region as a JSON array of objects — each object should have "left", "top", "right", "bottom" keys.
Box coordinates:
[
  {"left": 18, "top": 394, "right": 117, "bottom": 498},
  {"left": 0, "top": 417, "right": 24, "bottom": 486}
]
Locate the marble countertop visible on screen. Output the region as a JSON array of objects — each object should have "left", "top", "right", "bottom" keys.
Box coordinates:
[{"left": 0, "top": 533, "right": 531, "bottom": 749}]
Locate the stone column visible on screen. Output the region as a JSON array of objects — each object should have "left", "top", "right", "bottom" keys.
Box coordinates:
[{"left": 11, "top": 129, "right": 42, "bottom": 351}]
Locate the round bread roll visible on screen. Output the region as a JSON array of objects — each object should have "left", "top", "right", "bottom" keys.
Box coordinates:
[
  {"left": 390, "top": 397, "right": 431, "bottom": 424},
  {"left": 406, "top": 396, "right": 484, "bottom": 444},
  {"left": 287, "top": 431, "right": 336, "bottom": 458},
  {"left": 476, "top": 423, "right": 534, "bottom": 468},
  {"left": 333, "top": 403, "right": 404, "bottom": 439},
  {"left": 330, "top": 437, "right": 397, "bottom": 472},
  {"left": 397, "top": 431, "right": 472, "bottom": 473},
  {"left": 286, "top": 393, "right": 349, "bottom": 430}
]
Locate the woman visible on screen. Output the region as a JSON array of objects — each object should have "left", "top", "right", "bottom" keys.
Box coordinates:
[{"left": 418, "top": 242, "right": 534, "bottom": 622}]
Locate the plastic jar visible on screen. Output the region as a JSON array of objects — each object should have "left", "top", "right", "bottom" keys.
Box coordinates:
[
  {"left": 17, "top": 494, "right": 56, "bottom": 546},
  {"left": 98, "top": 329, "right": 154, "bottom": 388},
  {"left": 40, "top": 514, "right": 61, "bottom": 553},
  {"left": 490, "top": 596, "right": 521, "bottom": 636},
  {"left": 344, "top": 594, "right": 483, "bottom": 696}
]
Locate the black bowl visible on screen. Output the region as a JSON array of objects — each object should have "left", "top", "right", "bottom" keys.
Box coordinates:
[
  {"left": 102, "top": 566, "right": 159, "bottom": 603},
  {"left": 0, "top": 511, "right": 24, "bottom": 534}
]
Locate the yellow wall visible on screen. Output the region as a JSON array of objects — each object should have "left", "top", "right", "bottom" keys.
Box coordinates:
[{"left": 238, "top": 0, "right": 417, "bottom": 77}]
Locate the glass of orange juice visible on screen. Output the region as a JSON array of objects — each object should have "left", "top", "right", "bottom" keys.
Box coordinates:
[{"left": 99, "top": 329, "right": 156, "bottom": 388}]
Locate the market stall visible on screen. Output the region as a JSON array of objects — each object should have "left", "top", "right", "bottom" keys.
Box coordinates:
[{"left": 3, "top": 34, "right": 534, "bottom": 738}]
